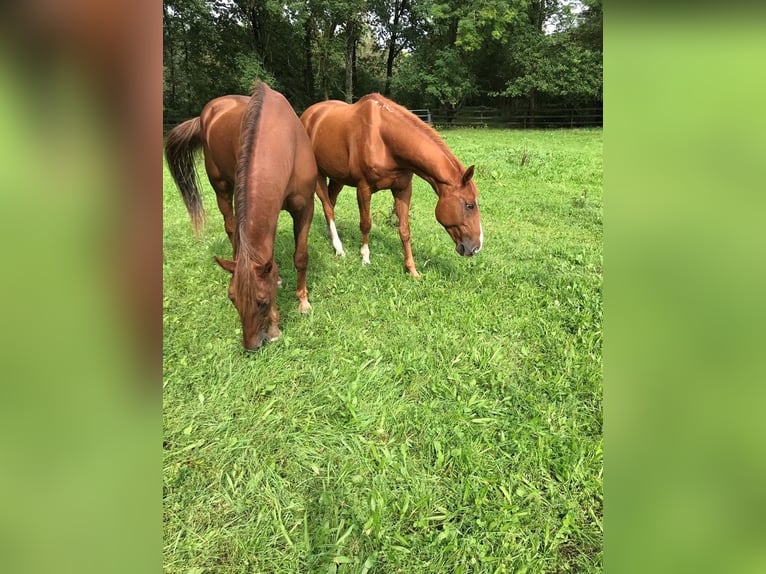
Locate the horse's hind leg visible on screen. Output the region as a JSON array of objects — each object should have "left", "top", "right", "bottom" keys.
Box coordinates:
[
  {"left": 292, "top": 201, "right": 314, "bottom": 314},
  {"left": 392, "top": 182, "right": 420, "bottom": 279},
  {"left": 316, "top": 178, "right": 345, "bottom": 257}
]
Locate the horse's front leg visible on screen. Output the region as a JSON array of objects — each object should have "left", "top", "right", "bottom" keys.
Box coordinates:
[
  {"left": 267, "top": 270, "right": 282, "bottom": 342},
  {"left": 356, "top": 182, "right": 373, "bottom": 265},
  {"left": 292, "top": 200, "right": 314, "bottom": 314},
  {"left": 316, "top": 177, "right": 345, "bottom": 257},
  {"left": 392, "top": 182, "right": 420, "bottom": 279}
]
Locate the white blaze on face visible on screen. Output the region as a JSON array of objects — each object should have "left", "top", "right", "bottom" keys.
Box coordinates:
[
  {"left": 478, "top": 223, "right": 484, "bottom": 252},
  {"left": 361, "top": 243, "right": 370, "bottom": 264},
  {"left": 329, "top": 220, "right": 345, "bottom": 256}
]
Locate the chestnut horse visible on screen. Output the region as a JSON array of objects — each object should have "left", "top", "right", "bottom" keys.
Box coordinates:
[
  {"left": 164, "top": 83, "right": 316, "bottom": 351},
  {"left": 300, "top": 94, "right": 483, "bottom": 278}
]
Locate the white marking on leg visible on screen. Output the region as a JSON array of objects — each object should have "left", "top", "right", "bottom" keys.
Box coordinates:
[
  {"left": 298, "top": 299, "right": 311, "bottom": 314},
  {"left": 361, "top": 243, "right": 370, "bottom": 265},
  {"left": 329, "top": 220, "right": 345, "bottom": 256}
]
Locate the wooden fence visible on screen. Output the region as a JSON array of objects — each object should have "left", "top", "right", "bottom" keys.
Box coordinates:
[
  {"left": 164, "top": 105, "right": 601, "bottom": 134},
  {"left": 427, "top": 106, "right": 602, "bottom": 128}
]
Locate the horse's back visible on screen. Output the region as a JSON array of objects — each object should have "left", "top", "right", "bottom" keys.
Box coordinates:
[
  {"left": 200, "top": 95, "right": 249, "bottom": 181},
  {"left": 301, "top": 97, "right": 401, "bottom": 185},
  {"left": 300, "top": 99, "right": 348, "bottom": 132},
  {"left": 247, "top": 86, "right": 317, "bottom": 205},
  {"left": 200, "top": 95, "right": 249, "bottom": 139},
  {"left": 260, "top": 88, "right": 313, "bottom": 158},
  {"left": 300, "top": 100, "right": 360, "bottom": 181}
]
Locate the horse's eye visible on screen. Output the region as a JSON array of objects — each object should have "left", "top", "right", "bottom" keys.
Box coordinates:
[{"left": 465, "top": 202, "right": 475, "bottom": 210}]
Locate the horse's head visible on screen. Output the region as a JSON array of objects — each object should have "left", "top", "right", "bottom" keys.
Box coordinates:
[
  {"left": 434, "top": 165, "right": 483, "bottom": 257},
  {"left": 216, "top": 256, "right": 281, "bottom": 351}
]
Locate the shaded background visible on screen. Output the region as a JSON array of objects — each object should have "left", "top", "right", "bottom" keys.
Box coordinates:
[{"left": 163, "top": 0, "right": 603, "bottom": 127}]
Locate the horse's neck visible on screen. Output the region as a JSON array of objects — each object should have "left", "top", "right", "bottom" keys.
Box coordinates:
[
  {"left": 237, "top": 174, "right": 281, "bottom": 263},
  {"left": 238, "top": 211, "right": 276, "bottom": 264},
  {"left": 386, "top": 119, "right": 460, "bottom": 192}
]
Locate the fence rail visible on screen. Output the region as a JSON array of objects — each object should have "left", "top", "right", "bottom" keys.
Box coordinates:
[
  {"left": 409, "top": 109, "right": 433, "bottom": 124},
  {"left": 164, "top": 106, "right": 601, "bottom": 134},
  {"left": 428, "top": 107, "right": 602, "bottom": 128}
]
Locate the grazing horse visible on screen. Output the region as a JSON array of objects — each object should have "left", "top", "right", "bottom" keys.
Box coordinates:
[
  {"left": 300, "top": 94, "right": 483, "bottom": 278},
  {"left": 164, "top": 83, "right": 316, "bottom": 351}
]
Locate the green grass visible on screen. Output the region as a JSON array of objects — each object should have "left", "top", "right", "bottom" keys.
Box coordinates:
[{"left": 163, "top": 128, "right": 602, "bottom": 573}]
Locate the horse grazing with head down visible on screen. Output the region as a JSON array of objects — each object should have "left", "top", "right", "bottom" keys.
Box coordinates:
[
  {"left": 164, "top": 82, "right": 316, "bottom": 351},
  {"left": 300, "top": 94, "right": 483, "bottom": 278}
]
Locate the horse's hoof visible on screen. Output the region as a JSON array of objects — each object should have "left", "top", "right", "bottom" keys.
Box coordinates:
[{"left": 298, "top": 300, "right": 312, "bottom": 314}]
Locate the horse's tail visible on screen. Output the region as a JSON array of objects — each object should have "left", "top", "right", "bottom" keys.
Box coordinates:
[{"left": 164, "top": 117, "right": 205, "bottom": 236}]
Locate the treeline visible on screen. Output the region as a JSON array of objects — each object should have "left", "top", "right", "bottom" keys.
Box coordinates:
[{"left": 163, "top": 0, "right": 602, "bottom": 121}]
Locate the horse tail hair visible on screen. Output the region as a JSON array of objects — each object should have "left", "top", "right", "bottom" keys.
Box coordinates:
[{"left": 165, "top": 117, "right": 205, "bottom": 236}]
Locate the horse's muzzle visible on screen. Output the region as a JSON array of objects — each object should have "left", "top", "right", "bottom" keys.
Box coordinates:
[
  {"left": 243, "top": 330, "right": 269, "bottom": 352},
  {"left": 457, "top": 241, "right": 481, "bottom": 257}
]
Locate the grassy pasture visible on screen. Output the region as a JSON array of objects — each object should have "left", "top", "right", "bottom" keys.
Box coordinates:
[{"left": 163, "top": 128, "right": 602, "bottom": 573}]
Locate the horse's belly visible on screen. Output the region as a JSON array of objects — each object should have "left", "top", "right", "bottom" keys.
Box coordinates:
[{"left": 315, "top": 154, "right": 353, "bottom": 183}]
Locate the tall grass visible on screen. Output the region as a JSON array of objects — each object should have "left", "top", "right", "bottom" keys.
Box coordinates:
[{"left": 163, "top": 128, "right": 602, "bottom": 573}]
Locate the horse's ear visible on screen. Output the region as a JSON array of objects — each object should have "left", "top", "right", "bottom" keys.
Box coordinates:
[
  {"left": 215, "top": 256, "right": 236, "bottom": 274},
  {"left": 462, "top": 165, "right": 475, "bottom": 185}
]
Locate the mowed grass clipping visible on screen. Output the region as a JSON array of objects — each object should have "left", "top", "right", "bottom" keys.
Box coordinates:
[{"left": 163, "top": 128, "right": 602, "bottom": 573}]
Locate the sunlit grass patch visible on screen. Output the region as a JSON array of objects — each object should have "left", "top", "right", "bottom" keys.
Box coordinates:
[{"left": 163, "top": 128, "right": 602, "bottom": 573}]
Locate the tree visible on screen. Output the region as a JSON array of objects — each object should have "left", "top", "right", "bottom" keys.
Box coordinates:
[
  {"left": 390, "top": 0, "right": 525, "bottom": 114},
  {"left": 164, "top": 0, "right": 269, "bottom": 115},
  {"left": 497, "top": 0, "right": 603, "bottom": 114},
  {"left": 162, "top": 0, "right": 602, "bottom": 119},
  {"left": 369, "top": 0, "right": 425, "bottom": 96}
]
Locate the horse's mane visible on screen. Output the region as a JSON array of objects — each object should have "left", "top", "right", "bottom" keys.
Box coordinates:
[
  {"left": 235, "top": 81, "right": 267, "bottom": 260},
  {"left": 357, "top": 93, "right": 461, "bottom": 170},
  {"left": 233, "top": 81, "right": 267, "bottom": 316}
]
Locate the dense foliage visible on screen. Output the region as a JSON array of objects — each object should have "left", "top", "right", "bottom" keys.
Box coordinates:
[{"left": 163, "top": 0, "right": 602, "bottom": 117}]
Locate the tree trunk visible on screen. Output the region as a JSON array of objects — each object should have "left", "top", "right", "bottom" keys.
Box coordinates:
[
  {"left": 304, "top": 17, "right": 315, "bottom": 102},
  {"left": 383, "top": 0, "right": 403, "bottom": 97},
  {"left": 344, "top": 20, "right": 356, "bottom": 103},
  {"left": 183, "top": 35, "right": 190, "bottom": 113},
  {"left": 249, "top": 7, "right": 260, "bottom": 54},
  {"left": 165, "top": 26, "right": 176, "bottom": 110},
  {"left": 321, "top": 42, "right": 330, "bottom": 100},
  {"left": 527, "top": 89, "right": 536, "bottom": 128},
  {"left": 352, "top": 33, "right": 358, "bottom": 97},
  {"left": 169, "top": 43, "right": 176, "bottom": 110},
  {"left": 384, "top": 43, "right": 396, "bottom": 96}
]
